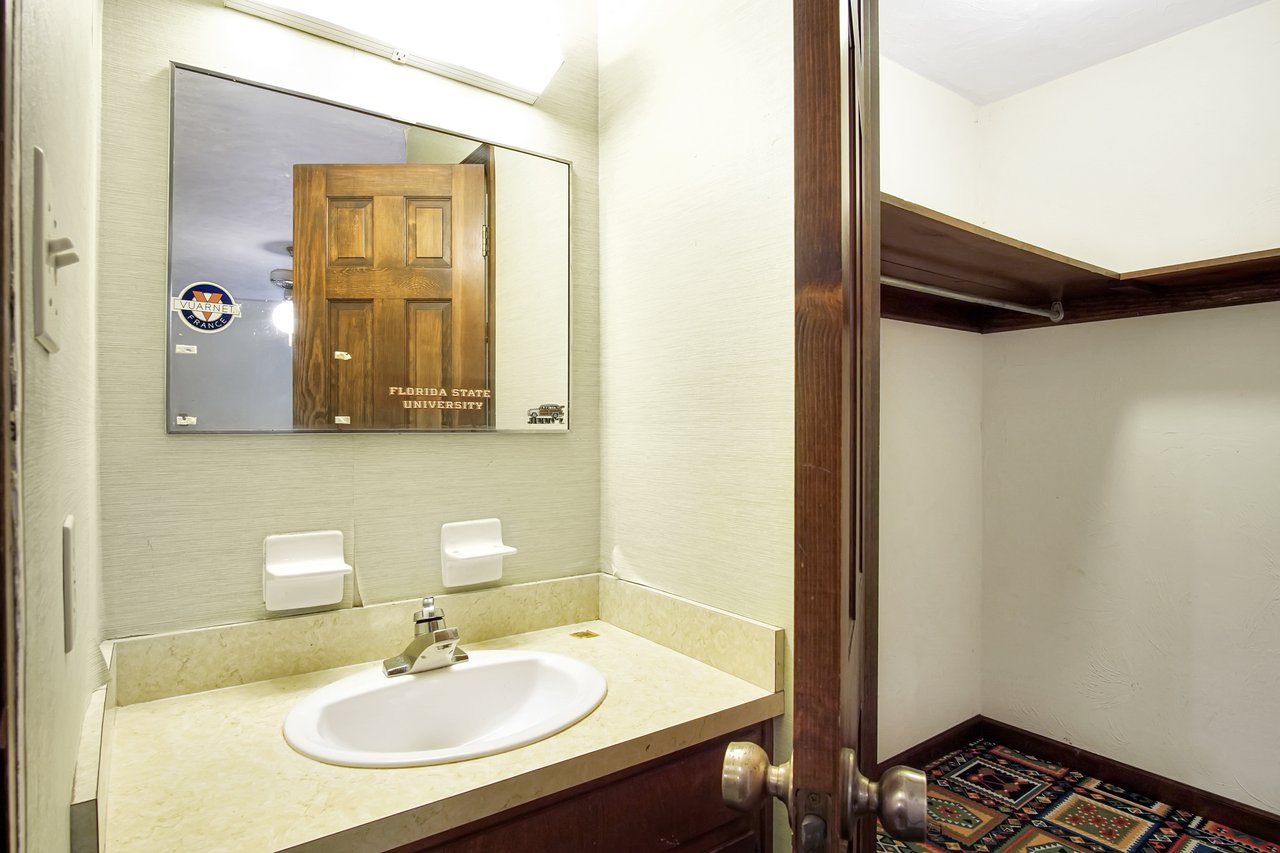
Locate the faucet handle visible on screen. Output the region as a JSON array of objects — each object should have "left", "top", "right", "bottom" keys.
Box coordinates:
[{"left": 414, "top": 596, "right": 445, "bottom": 630}]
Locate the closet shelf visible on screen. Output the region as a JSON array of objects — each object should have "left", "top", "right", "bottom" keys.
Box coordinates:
[{"left": 880, "top": 193, "right": 1280, "bottom": 333}]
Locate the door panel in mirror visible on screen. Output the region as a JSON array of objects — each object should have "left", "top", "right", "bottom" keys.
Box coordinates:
[{"left": 292, "top": 163, "right": 489, "bottom": 430}]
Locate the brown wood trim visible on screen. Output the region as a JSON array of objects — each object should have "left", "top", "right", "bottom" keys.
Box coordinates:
[
  {"left": 792, "top": 0, "right": 850, "bottom": 846},
  {"left": 982, "top": 274, "right": 1280, "bottom": 333},
  {"left": 880, "top": 287, "right": 987, "bottom": 333},
  {"left": 852, "top": 2, "right": 882, "bottom": 852},
  {"left": 459, "top": 143, "right": 496, "bottom": 429},
  {"left": 681, "top": 822, "right": 768, "bottom": 853},
  {"left": 291, "top": 165, "right": 331, "bottom": 429},
  {"left": 389, "top": 723, "right": 772, "bottom": 853},
  {"left": 882, "top": 195, "right": 1119, "bottom": 280},
  {"left": 1121, "top": 246, "right": 1280, "bottom": 283},
  {"left": 880, "top": 197, "right": 1116, "bottom": 312},
  {"left": 878, "top": 194, "right": 1280, "bottom": 333},
  {"left": 794, "top": 1, "right": 880, "bottom": 848},
  {"left": 977, "top": 718, "right": 1280, "bottom": 844},
  {"left": 874, "top": 715, "right": 983, "bottom": 776}
]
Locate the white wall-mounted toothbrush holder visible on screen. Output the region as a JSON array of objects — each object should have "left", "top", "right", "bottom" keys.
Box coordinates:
[
  {"left": 440, "top": 519, "right": 517, "bottom": 588},
  {"left": 263, "top": 530, "right": 352, "bottom": 611}
]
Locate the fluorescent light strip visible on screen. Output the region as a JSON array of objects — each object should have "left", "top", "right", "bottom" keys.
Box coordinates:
[{"left": 224, "top": 0, "right": 562, "bottom": 104}]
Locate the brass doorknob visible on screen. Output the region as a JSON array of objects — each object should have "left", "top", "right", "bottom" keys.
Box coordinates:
[
  {"left": 840, "top": 749, "right": 927, "bottom": 841},
  {"left": 722, "top": 741, "right": 792, "bottom": 813}
]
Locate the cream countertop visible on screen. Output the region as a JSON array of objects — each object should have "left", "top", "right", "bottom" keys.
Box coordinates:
[{"left": 104, "top": 620, "right": 783, "bottom": 852}]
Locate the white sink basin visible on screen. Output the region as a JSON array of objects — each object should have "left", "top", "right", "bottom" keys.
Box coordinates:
[{"left": 283, "top": 650, "right": 607, "bottom": 768}]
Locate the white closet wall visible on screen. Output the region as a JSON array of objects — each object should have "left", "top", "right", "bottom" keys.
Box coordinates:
[
  {"left": 880, "top": 59, "right": 981, "bottom": 224},
  {"left": 879, "top": 2, "right": 1280, "bottom": 809},
  {"left": 983, "top": 305, "right": 1280, "bottom": 813},
  {"left": 879, "top": 321, "right": 985, "bottom": 762}
]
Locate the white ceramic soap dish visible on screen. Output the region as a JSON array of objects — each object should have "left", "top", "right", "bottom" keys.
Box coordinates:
[
  {"left": 441, "top": 519, "right": 517, "bottom": 588},
  {"left": 263, "top": 530, "right": 352, "bottom": 611}
]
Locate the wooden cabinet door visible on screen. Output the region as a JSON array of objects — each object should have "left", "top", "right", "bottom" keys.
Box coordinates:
[
  {"left": 292, "top": 163, "right": 489, "bottom": 430},
  {"left": 397, "top": 724, "right": 772, "bottom": 853}
]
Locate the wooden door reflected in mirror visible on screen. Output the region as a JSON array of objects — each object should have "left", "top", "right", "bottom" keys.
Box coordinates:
[{"left": 293, "top": 164, "right": 491, "bottom": 430}]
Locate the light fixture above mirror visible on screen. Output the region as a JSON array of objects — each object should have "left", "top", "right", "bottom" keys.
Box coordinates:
[{"left": 224, "top": 0, "right": 564, "bottom": 103}]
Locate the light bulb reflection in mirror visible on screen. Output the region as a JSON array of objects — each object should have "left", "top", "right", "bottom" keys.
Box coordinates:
[{"left": 272, "top": 300, "right": 295, "bottom": 336}]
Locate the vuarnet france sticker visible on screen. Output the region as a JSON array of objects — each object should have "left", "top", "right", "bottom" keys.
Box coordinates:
[{"left": 171, "top": 282, "right": 241, "bottom": 333}]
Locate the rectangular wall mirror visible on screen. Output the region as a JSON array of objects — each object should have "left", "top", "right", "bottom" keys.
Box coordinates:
[{"left": 166, "top": 66, "right": 571, "bottom": 433}]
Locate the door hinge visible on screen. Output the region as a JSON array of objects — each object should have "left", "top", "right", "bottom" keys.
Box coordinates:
[{"left": 482, "top": 224, "right": 489, "bottom": 258}]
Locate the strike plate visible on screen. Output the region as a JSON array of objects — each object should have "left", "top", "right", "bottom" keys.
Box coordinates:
[{"left": 796, "top": 790, "right": 831, "bottom": 851}]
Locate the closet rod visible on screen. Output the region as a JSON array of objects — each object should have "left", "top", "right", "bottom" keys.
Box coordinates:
[{"left": 882, "top": 275, "right": 1065, "bottom": 323}]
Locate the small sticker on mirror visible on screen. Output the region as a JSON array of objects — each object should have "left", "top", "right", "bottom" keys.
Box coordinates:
[
  {"left": 171, "top": 282, "right": 241, "bottom": 334},
  {"left": 528, "top": 403, "right": 566, "bottom": 425}
]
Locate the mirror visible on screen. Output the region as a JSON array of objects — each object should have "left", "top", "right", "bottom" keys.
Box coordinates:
[{"left": 166, "top": 66, "right": 570, "bottom": 433}]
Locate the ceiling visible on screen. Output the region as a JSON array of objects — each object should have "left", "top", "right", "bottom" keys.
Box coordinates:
[
  {"left": 170, "top": 70, "right": 409, "bottom": 302},
  {"left": 880, "top": 0, "right": 1271, "bottom": 104}
]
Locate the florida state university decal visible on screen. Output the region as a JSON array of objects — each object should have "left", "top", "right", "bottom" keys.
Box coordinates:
[{"left": 171, "top": 282, "right": 242, "bottom": 333}]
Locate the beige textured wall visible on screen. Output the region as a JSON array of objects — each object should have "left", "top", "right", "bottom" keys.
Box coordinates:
[
  {"left": 880, "top": 58, "right": 981, "bottom": 222},
  {"left": 878, "top": 321, "right": 983, "bottom": 762},
  {"left": 978, "top": 0, "right": 1280, "bottom": 271},
  {"left": 879, "top": 59, "right": 988, "bottom": 764},
  {"left": 98, "top": 0, "right": 600, "bottom": 637},
  {"left": 597, "top": 0, "right": 793, "bottom": 641},
  {"left": 983, "top": 304, "right": 1280, "bottom": 813},
  {"left": 14, "top": 0, "right": 106, "bottom": 849},
  {"left": 596, "top": 2, "right": 793, "bottom": 844}
]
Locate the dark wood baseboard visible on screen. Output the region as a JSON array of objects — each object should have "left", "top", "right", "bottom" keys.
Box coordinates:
[
  {"left": 876, "top": 715, "right": 983, "bottom": 775},
  {"left": 879, "top": 715, "right": 1280, "bottom": 844}
]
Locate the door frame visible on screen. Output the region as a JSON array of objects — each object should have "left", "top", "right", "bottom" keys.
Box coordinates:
[
  {"left": 1, "top": 0, "right": 17, "bottom": 847},
  {"left": 791, "top": 0, "right": 880, "bottom": 850}
]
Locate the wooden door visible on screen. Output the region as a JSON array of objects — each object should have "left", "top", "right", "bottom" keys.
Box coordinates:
[
  {"left": 292, "top": 164, "right": 490, "bottom": 430},
  {"left": 788, "top": 0, "right": 886, "bottom": 851}
]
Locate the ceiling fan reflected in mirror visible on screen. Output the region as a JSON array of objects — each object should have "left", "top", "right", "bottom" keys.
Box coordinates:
[{"left": 270, "top": 258, "right": 294, "bottom": 336}]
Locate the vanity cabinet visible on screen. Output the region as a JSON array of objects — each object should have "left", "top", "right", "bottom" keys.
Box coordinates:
[{"left": 394, "top": 723, "right": 773, "bottom": 853}]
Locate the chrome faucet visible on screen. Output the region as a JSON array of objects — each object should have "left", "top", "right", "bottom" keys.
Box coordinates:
[{"left": 382, "top": 596, "right": 469, "bottom": 677}]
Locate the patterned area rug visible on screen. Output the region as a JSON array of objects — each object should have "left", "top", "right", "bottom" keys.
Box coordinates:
[{"left": 877, "top": 739, "right": 1278, "bottom": 853}]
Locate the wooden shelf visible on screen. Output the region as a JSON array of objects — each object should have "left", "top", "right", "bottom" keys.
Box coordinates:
[{"left": 880, "top": 193, "right": 1280, "bottom": 333}]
